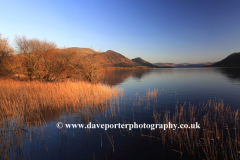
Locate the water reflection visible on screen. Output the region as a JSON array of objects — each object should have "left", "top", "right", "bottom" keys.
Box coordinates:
[
  {"left": 101, "top": 69, "right": 152, "bottom": 85},
  {"left": 101, "top": 68, "right": 240, "bottom": 110},
  {"left": 101, "top": 68, "right": 240, "bottom": 87},
  {"left": 215, "top": 68, "right": 240, "bottom": 82}
]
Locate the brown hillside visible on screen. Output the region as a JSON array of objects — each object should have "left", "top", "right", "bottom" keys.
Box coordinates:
[
  {"left": 97, "top": 50, "right": 138, "bottom": 67},
  {"left": 55, "top": 48, "right": 138, "bottom": 67},
  {"left": 59, "top": 47, "right": 98, "bottom": 56},
  {"left": 68, "top": 47, "right": 97, "bottom": 54}
]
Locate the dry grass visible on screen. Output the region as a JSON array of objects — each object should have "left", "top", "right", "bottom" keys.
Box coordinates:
[
  {"left": 146, "top": 88, "right": 158, "bottom": 99},
  {"left": 1, "top": 81, "right": 239, "bottom": 159},
  {"left": 0, "top": 79, "right": 123, "bottom": 160},
  {"left": 0, "top": 79, "right": 123, "bottom": 120},
  {"left": 129, "top": 91, "right": 240, "bottom": 159},
  {"left": 147, "top": 99, "right": 240, "bottom": 160}
]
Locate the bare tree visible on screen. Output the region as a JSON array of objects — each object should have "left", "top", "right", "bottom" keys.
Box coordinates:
[
  {"left": 51, "top": 48, "right": 76, "bottom": 80},
  {"left": 0, "top": 34, "right": 14, "bottom": 76},
  {"left": 80, "top": 54, "right": 103, "bottom": 82},
  {"left": 13, "top": 35, "right": 103, "bottom": 82},
  {"left": 15, "top": 36, "right": 57, "bottom": 80},
  {"left": 66, "top": 53, "right": 103, "bottom": 83}
]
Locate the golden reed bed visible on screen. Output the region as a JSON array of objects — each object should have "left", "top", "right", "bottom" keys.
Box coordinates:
[
  {"left": 0, "top": 79, "right": 123, "bottom": 159},
  {"left": 0, "top": 79, "right": 123, "bottom": 118}
]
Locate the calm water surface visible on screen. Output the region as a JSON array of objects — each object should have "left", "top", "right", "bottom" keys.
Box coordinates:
[
  {"left": 110, "top": 68, "right": 240, "bottom": 109},
  {"left": 10, "top": 68, "right": 240, "bottom": 159}
]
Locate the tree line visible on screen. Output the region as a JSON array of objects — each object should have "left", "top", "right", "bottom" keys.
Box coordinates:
[{"left": 0, "top": 34, "right": 103, "bottom": 82}]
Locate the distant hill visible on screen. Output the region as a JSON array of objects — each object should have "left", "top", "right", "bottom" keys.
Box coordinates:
[
  {"left": 211, "top": 52, "right": 240, "bottom": 67},
  {"left": 154, "top": 62, "right": 214, "bottom": 68},
  {"left": 175, "top": 63, "right": 214, "bottom": 68},
  {"left": 154, "top": 62, "right": 175, "bottom": 67},
  {"left": 59, "top": 47, "right": 218, "bottom": 68},
  {"left": 68, "top": 47, "right": 97, "bottom": 54},
  {"left": 97, "top": 50, "right": 139, "bottom": 67},
  {"left": 58, "top": 47, "right": 98, "bottom": 56},
  {"left": 57, "top": 48, "right": 157, "bottom": 68},
  {"left": 132, "top": 57, "right": 159, "bottom": 68}
]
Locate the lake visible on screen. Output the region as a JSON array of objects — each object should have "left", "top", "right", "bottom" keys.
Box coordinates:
[
  {"left": 103, "top": 68, "right": 240, "bottom": 108},
  {"left": 2, "top": 68, "right": 240, "bottom": 160}
]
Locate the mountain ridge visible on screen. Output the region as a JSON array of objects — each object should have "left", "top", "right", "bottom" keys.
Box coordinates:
[
  {"left": 62, "top": 47, "right": 240, "bottom": 68},
  {"left": 211, "top": 52, "right": 240, "bottom": 67},
  {"left": 96, "top": 50, "right": 139, "bottom": 67}
]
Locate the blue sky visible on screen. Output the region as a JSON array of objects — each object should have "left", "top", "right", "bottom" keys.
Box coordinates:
[{"left": 1, "top": 0, "right": 240, "bottom": 63}]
